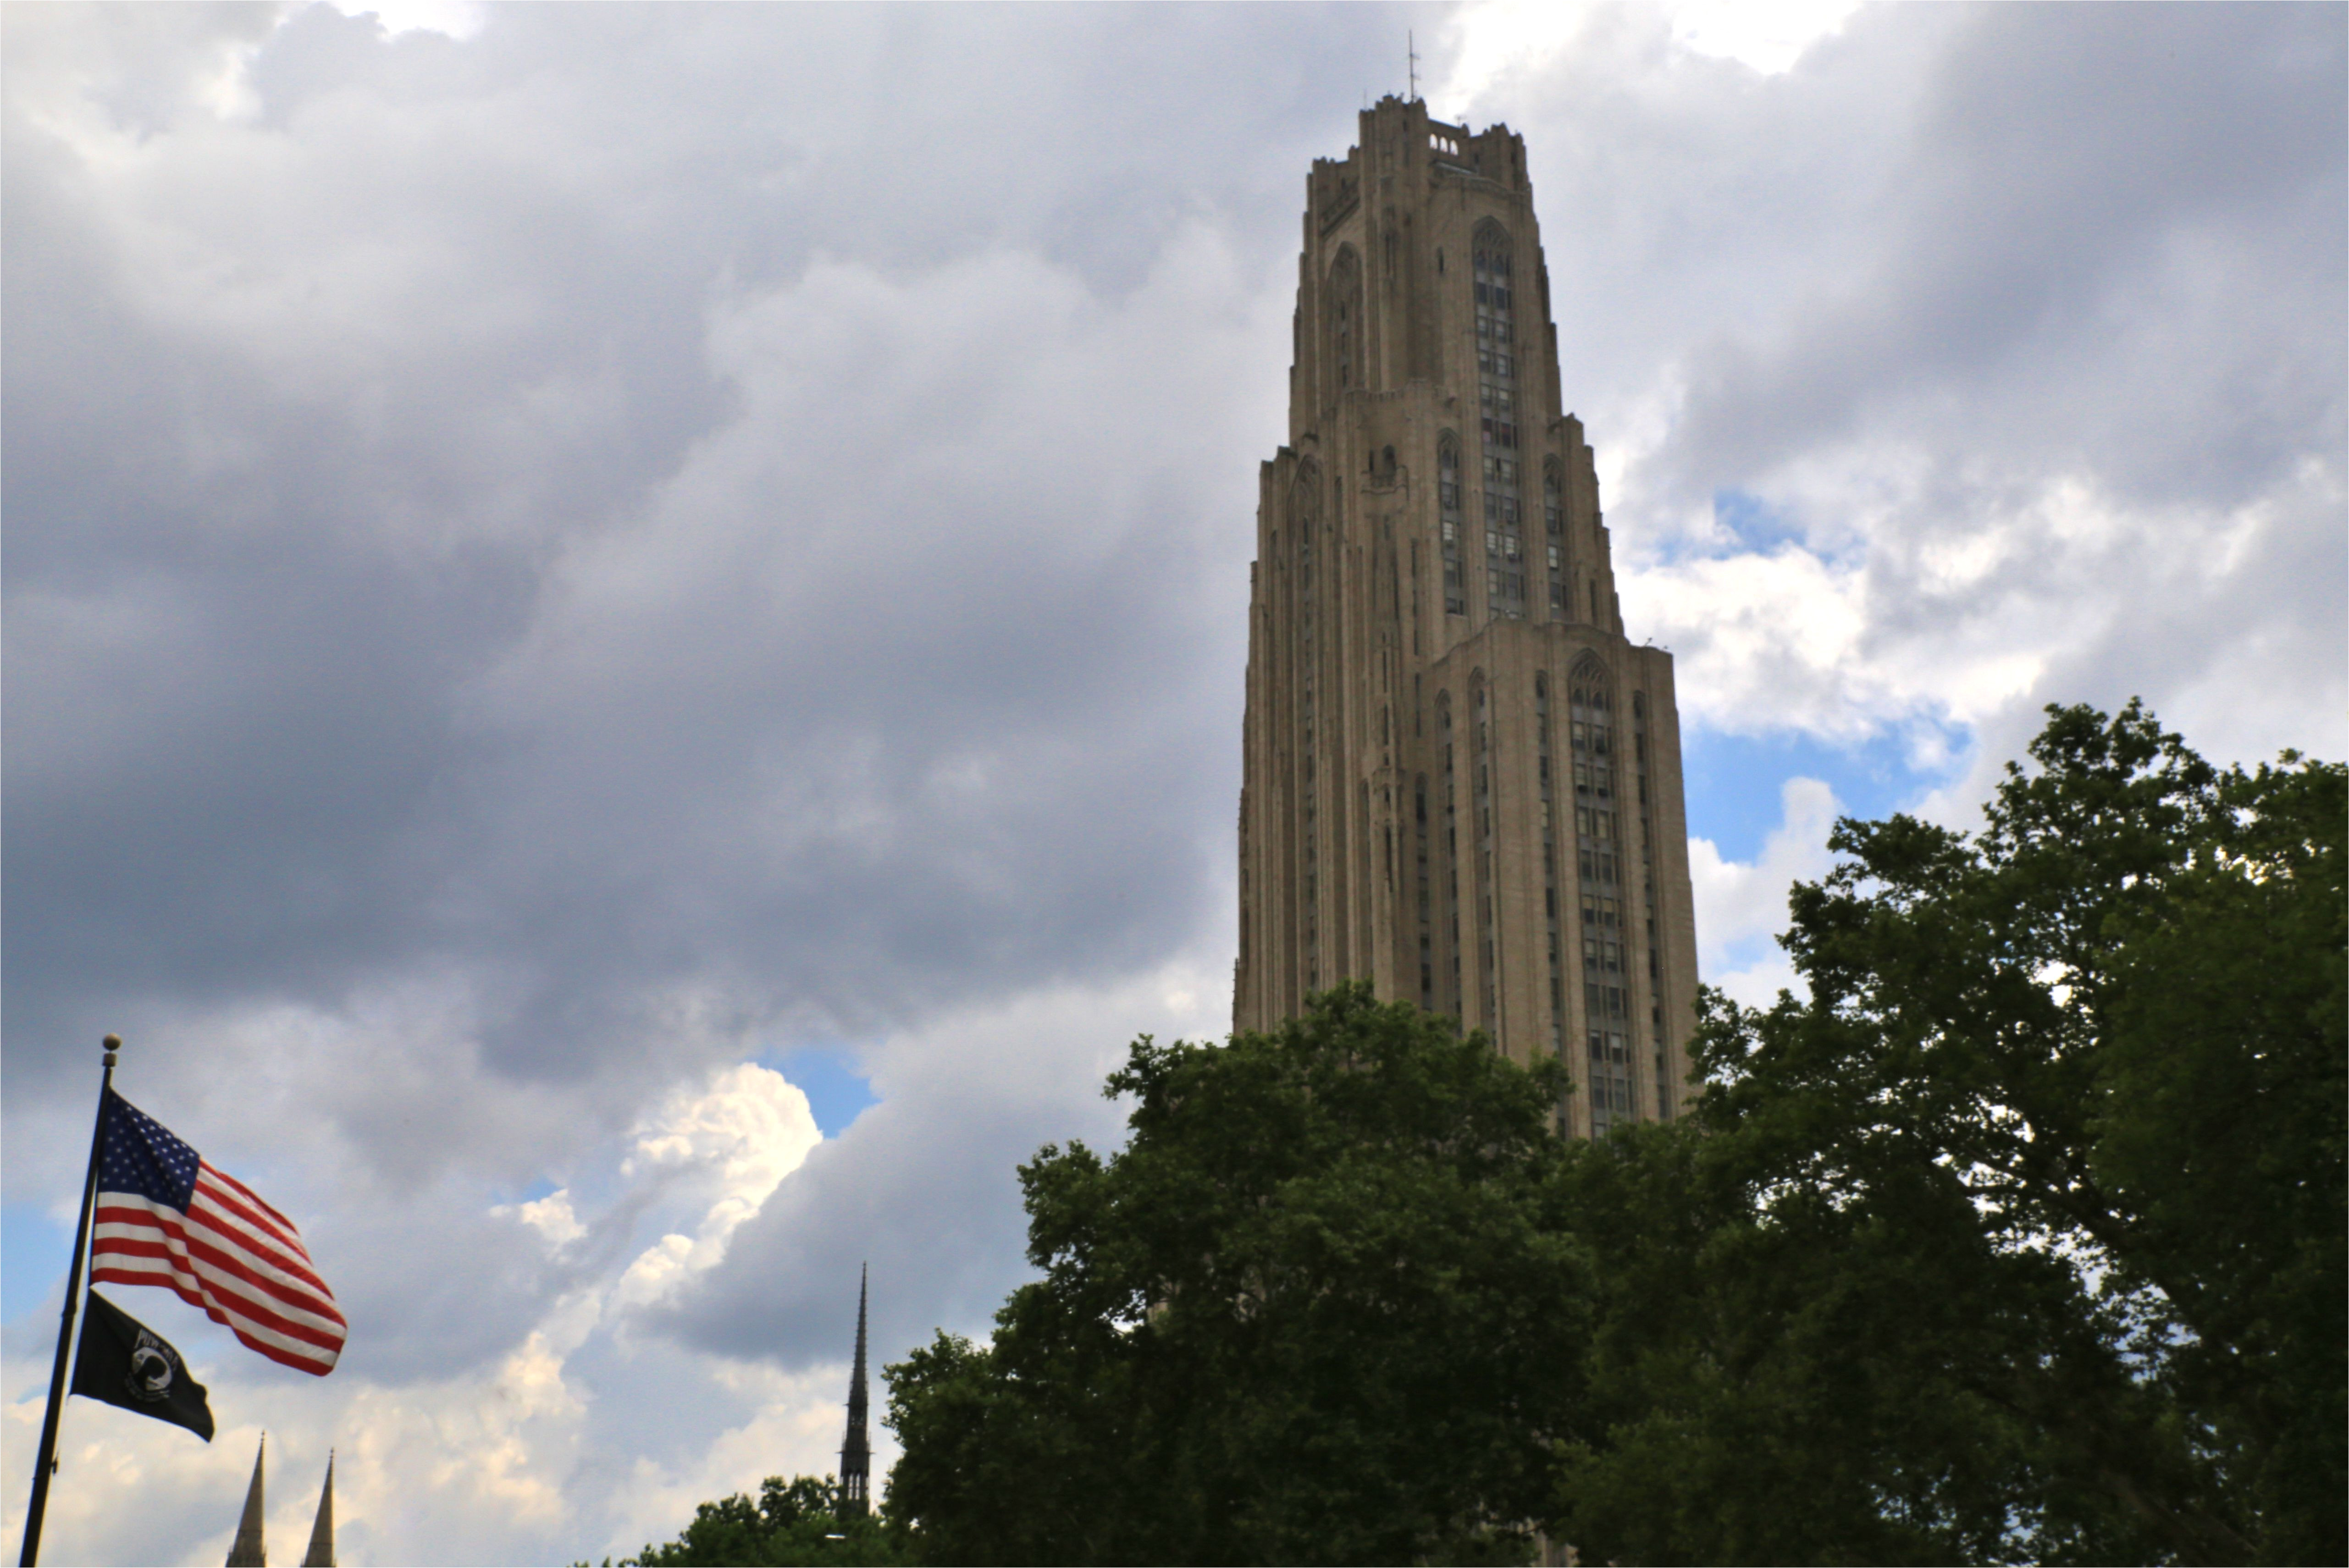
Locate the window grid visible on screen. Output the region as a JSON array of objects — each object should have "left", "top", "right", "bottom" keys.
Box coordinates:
[
  {"left": 1472, "top": 680, "right": 1498, "bottom": 1033},
  {"left": 1298, "top": 482, "right": 1318, "bottom": 989},
  {"left": 1636, "top": 693, "right": 1670, "bottom": 1121},
  {"left": 1440, "top": 698, "right": 1461, "bottom": 1019},
  {"left": 1416, "top": 775, "right": 1434, "bottom": 1010},
  {"left": 1544, "top": 464, "right": 1568, "bottom": 618},
  {"left": 1538, "top": 678, "right": 1564, "bottom": 1061},
  {"left": 1475, "top": 233, "right": 1525, "bottom": 620},
  {"left": 1439, "top": 443, "right": 1467, "bottom": 617},
  {"left": 1573, "top": 662, "right": 1636, "bottom": 1135}
]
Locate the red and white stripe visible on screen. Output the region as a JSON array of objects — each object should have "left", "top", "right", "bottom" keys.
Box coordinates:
[{"left": 90, "top": 1163, "right": 347, "bottom": 1375}]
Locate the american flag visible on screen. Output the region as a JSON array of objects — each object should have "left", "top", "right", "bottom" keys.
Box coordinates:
[{"left": 88, "top": 1090, "right": 346, "bottom": 1376}]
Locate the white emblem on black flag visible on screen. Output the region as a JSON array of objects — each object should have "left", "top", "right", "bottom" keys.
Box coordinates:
[{"left": 71, "top": 1290, "right": 214, "bottom": 1442}]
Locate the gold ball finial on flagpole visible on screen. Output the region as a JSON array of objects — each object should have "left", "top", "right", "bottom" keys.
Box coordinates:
[{"left": 103, "top": 1033, "right": 121, "bottom": 1067}]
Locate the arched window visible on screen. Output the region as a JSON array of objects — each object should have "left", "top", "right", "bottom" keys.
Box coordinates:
[
  {"left": 1473, "top": 223, "right": 1523, "bottom": 619},
  {"left": 1438, "top": 437, "right": 1466, "bottom": 617},
  {"left": 1327, "top": 247, "right": 1363, "bottom": 396}
]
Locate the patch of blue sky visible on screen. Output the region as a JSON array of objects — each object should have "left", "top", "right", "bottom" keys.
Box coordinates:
[
  {"left": 757, "top": 1046, "right": 879, "bottom": 1138},
  {"left": 1712, "top": 488, "right": 1807, "bottom": 554},
  {"left": 1682, "top": 721, "right": 1972, "bottom": 863},
  {"left": 0, "top": 1204, "right": 241, "bottom": 1377},
  {"left": 1655, "top": 489, "right": 1861, "bottom": 569},
  {"left": 2, "top": 1204, "right": 70, "bottom": 1326}
]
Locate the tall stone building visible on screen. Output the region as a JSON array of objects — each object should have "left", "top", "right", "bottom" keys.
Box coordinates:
[{"left": 1234, "top": 97, "right": 1700, "bottom": 1136}]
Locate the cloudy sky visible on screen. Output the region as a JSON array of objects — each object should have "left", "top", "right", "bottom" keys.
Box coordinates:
[{"left": 4, "top": 3, "right": 2340, "bottom": 1562}]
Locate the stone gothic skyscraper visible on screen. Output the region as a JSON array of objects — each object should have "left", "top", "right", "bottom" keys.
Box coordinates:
[{"left": 1235, "top": 97, "right": 1700, "bottom": 1136}]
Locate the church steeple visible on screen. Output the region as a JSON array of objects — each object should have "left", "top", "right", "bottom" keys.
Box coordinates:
[
  {"left": 839, "top": 1264, "right": 870, "bottom": 1518},
  {"left": 225, "top": 1433, "right": 265, "bottom": 1567},
  {"left": 299, "top": 1451, "right": 334, "bottom": 1568}
]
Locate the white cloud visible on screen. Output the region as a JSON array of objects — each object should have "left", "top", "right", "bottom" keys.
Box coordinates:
[
  {"left": 327, "top": 0, "right": 487, "bottom": 42},
  {"left": 1669, "top": 0, "right": 1863, "bottom": 75},
  {"left": 1688, "top": 776, "right": 1842, "bottom": 1007},
  {"left": 507, "top": 1188, "right": 585, "bottom": 1250},
  {"left": 8, "top": 1049, "right": 838, "bottom": 1565}
]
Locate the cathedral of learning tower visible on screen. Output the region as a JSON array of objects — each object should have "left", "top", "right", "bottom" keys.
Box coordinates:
[{"left": 1235, "top": 97, "right": 1700, "bottom": 1136}]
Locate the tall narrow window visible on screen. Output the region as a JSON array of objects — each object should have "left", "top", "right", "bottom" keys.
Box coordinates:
[
  {"left": 1439, "top": 695, "right": 1460, "bottom": 1021},
  {"left": 1635, "top": 692, "right": 1670, "bottom": 1121},
  {"left": 1328, "top": 247, "right": 1363, "bottom": 398},
  {"left": 1537, "top": 676, "right": 1564, "bottom": 1063},
  {"left": 1573, "top": 656, "right": 1634, "bottom": 1135},
  {"left": 1474, "top": 226, "right": 1525, "bottom": 620},
  {"left": 1415, "top": 773, "right": 1434, "bottom": 1010},
  {"left": 1472, "top": 674, "right": 1498, "bottom": 1035},
  {"left": 1544, "top": 461, "right": 1568, "bottom": 618},
  {"left": 1439, "top": 439, "right": 1466, "bottom": 617},
  {"left": 1297, "top": 468, "right": 1320, "bottom": 993}
]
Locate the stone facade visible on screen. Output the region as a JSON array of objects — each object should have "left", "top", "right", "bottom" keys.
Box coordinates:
[{"left": 1235, "top": 97, "right": 1700, "bottom": 1136}]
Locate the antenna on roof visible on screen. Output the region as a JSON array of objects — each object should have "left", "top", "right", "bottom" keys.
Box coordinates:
[{"left": 1408, "top": 30, "right": 1420, "bottom": 102}]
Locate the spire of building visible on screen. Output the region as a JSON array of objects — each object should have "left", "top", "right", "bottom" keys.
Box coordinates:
[
  {"left": 300, "top": 1451, "right": 335, "bottom": 1568},
  {"left": 838, "top": 1263, "right": 870, "bottom": 1518},
  {"left": 226, "top": 1432, "right": 265, "bottom": 1568}
]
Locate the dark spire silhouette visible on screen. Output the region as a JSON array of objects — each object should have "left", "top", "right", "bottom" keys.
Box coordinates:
[
  {"left": 299, "top": 1451, "right": 334, "bottom": 1568},
  {"left": 839, "top": 1264, "right": 870, "bottom": 1518},
  {"left": 226, "top": 1432, "right": 265, "bottom": 1567}
]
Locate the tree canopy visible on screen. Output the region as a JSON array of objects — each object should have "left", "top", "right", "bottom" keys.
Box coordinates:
[
  {"left": 877, "top": 701, "right": 2341, "bottom": 1565},
  {"left": 1580, "top": 701, "right": 2343, "bottom": 1566},
  {"left": 623, "top": 1474, "right": 902, "bottom": 1567},
  {"left": 885, "top": 988, "right": 1589, "bottom": 1565}
]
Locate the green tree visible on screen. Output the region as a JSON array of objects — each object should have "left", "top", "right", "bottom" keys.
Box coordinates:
[
  {"left": 1550, "top": 703, "right": 2343, "bottom": 1565},
  {"left": 624, "top": 1474, "right": 903, "bottom": 1567},
  {"left": 881, "top": 702, "right": 2341, "bottom": 1566},
  {"left": 884, "top": 988, "right": 1594, "bottom": 1566}
]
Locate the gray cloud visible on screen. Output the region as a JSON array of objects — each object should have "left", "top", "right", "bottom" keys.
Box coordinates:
[
  {"left": 3, "top": 6, "right": 2341, "bottom": 1560},
  {"left": 1662, "top": 5, "right": 2343, "bottom": 513},
  {"left": 5, "top": 3, "right": 1410, "bottom": 1115}
]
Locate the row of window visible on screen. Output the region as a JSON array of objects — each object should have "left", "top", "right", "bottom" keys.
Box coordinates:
[
  {"left": 1318, "top": 221, "right": 1607, "bottom": 633},
  {"left": 1537, "top": 679, "right": 1565, "bottom": 1067},
  {"left": 1382, "top": 664, "right": 1667, "bottom": 1137},
  {"left": 1430, "top": 438, "right": 1579, "bottom": 625},
  {"left": 1572, "top": 671, "right": 1634, "bottom": 1138},
  {"left": 1475, "top": 233, "right": 1525, "bottom": 620}
]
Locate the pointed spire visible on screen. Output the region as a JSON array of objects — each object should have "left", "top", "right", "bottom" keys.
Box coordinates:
[
  {"left": 226, "top": 1432, "right": 266, "bottom": 1567},
  {"left": 300, "top": 1451, "right": 335, "bottom": 1568},
  {"left": 838, "top": 1264, "right": 870, "bottom": 1518}
]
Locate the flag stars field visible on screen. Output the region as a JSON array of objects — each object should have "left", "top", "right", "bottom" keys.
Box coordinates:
[{"left": 89, "top": 1092, "right": 348, "bottom": 1379}]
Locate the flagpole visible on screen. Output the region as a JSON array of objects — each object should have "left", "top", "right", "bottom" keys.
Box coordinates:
[{"left": 18, "top": 1036, "right": 119, "bottom": 1568}]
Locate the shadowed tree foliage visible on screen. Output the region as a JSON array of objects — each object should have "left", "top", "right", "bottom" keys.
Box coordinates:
[
  {"left": 623, "top": 1474, "right": 903, "bottom": 1567},
  {"left": 885, "top": 988, "right": 1592, "bottom": 1566},
  {"left": 879, "top": 702, "right": 2341, "bottom": 1566},
  {"left": 1549, "top": 703, "right": 2343, "bottom": 1565}
]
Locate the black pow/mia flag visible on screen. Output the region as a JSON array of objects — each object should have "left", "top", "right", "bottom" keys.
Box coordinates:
[{"left": 72, "top": 1289, "right": 215, "bottom": 1441}]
